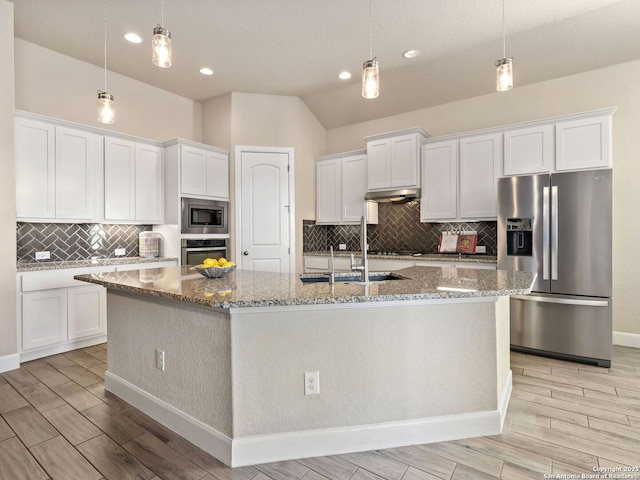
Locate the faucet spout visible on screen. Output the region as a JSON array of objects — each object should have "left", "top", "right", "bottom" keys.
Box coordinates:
[{"left": 350, "top": 216, "right": 369, "bottom": 282}]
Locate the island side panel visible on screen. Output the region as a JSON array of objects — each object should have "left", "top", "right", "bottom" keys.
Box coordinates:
[
  {"left": 495, "top": 296, "right": 512, "bottom": 408},
  {"left": 229, "top": 300, "right": 500, "bottom": 437},
  {"left": 105, "top": 290, "right": 233, "bottom": 437}
]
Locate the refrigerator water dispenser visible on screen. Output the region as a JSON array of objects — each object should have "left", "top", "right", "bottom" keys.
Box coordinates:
[{"left": 506, "top": 218, "right": 532, "bottom": 256}]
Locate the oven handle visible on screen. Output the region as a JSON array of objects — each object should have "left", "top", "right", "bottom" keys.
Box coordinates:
[{"left": 182, "top": 247, "right": 227, "bottom": 252}]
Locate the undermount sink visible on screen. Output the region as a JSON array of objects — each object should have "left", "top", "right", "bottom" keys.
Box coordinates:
[{"left": 299, "top": 272, "right": 404, "bottom": 283}]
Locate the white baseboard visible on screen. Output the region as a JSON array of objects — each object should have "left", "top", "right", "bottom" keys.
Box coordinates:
[
  {"left": 106, "top": 371, "right": 512, "bottom": 468},
  {"left": 0, "top": 353, "right": 20, "bottom": 373},
  {"left": 613, "top": 331, "right": 640, "bottom": 349}
]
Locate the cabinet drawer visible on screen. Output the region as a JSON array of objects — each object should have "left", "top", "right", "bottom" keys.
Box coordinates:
[
  {"left": 304, "top": 257, "right": 329, "bottom": 270},
  {"left": 20, "top": 266, "right": 114, "bottom": 292}
]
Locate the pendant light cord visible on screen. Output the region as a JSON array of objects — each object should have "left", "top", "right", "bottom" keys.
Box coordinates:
[
  {"left": 502, "top": 0, "right": 506, "bottom": 59},
  {"left": 161, "top": 0, "right": 164, "bottom": 26},
  {"left": 368, "top": 0, "right": 373, "bottom": 59},
  {"left": 103, "top": 0, "right": 107, "bottom": 92}
]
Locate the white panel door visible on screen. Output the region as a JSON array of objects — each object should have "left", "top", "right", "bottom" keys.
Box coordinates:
[
  {"left": 68, "top": 285, "right": 106, "bottom": 340},
  {"left": 15, "top": 118, "right": 56, "bottom": 219},
  {"left": 206, "top": 151, "right": 229, "bottom": 199},
  {"left": 55, "top": 127, "right": 96, "bottom": 220},
  {"left": 240, "top": 150, "right": 291, "bottom": 273},
  {"left": 22, "top": 289, "right": 67, "bottom": 350},
  {"left": 104, "top": 137, "right": 136, "bottom": 221},
  {"left": 503, "top": 124, "right": 554, "bottom": 176},
  {"left": 181, "top": 145, "right": 208, "bottom": 196},
  {"left": 316, "top": 158, "right": 341, "bottom": 224},
  {"left": 420, "top": 141, "right": 458, "bottom": 221},
  {"left": 366, "top": 139, "right": 391, "bottom": 190},
  {"left": 341, "top": 154, "right": 368, "bottom": 223},
  {"left": 390, "top": 134, "right": 418, "bottom": 188},
  {"left": 135, "top": 143, "right": 164, "bottom": 223},
  {"left": 459, "top": 133, "right": 501, "bottom": 219}
]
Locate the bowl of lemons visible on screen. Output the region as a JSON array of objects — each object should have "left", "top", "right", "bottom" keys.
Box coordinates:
[{"left": 195, "top": 257, "right": 237, "bottom": 278}]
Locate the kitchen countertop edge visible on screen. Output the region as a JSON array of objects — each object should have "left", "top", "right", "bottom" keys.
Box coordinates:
[
  {"left": 304, "top": 251, "right": 497, "bottom": 263},
  {"left": 17, "top": 257, "right": 179, "bottom": 272}
]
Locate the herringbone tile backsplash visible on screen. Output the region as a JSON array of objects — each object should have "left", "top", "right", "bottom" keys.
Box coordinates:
[
  {"left": 17, "top": 223, "right": 151, "bottom": 263},
  {"left": 303, "top": 202, "right": 497, "bottom": 255}
]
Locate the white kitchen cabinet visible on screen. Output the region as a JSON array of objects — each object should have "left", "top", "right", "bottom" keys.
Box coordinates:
[
  {"left": 420, "top": 133, "right": 500, "bottom": 222},
  {"left": 555, "top": 114, "right": 612, "bottom": 171},
  {"left": 180, "top": 144, "right": 229, "bottom": 200},
  {"left": 413, "top": 260, "right": 497, "bottom": 270},
  {"left": 420, "top": 140, "right": 458, "bottom": 221},
  {"left": 67, "top": 284, "right": 106, "bottom": 340},
  {"left": 316, "top": 151, "right": 378, "bottom": 225},
  {"left": 459, "top": 133, "right": 501, "bottom": 219},
  {"left": 104, "top": 137, "right": 164, "bottom": 223},
  {"left": 503, "top": 124, "right": 554, "bottom": 176},
  {"left": 16, "top": 116, "right": 99, "bottom": 221},
  {"left": 365, "top": 128, "right": 429, "bottom": 191},
  {"left": 22, "top": 288, "right": 68, "bottom": 351}
]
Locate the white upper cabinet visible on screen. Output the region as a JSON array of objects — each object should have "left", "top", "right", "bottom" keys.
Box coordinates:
[
  {"left": 420, "top": 140, "right": 458, "bottom": 221},
  {"left": 555, "top": 114, "right": 612, "bottom": 171},
  {"left": 421, "top": 134, "right": 500, "bottom": 222},
  {"left": 16, "top": 116, "right": 98, "bottom": 221},
  {"left": 104, "top": 137, "right": 164, "bottom": 223},
  {"left": 316, "top": 151, "right": 377, "bottom": 225},
  {"left": 180, "top": 145, "right": 229, "bottom": 200},
  {"left": 503, "top": 124, "right": 554, "bottom": 176},
  {"left": 459, "top": 133, "right": 501, "bottom": 219},
  {"left": 365, "top": 128, "right": 429, "bottom": 191}
]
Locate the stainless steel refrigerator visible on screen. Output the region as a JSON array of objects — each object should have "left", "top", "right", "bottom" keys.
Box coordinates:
[{"left": 497, "top": 169, "right": 612, "bottom": 367}]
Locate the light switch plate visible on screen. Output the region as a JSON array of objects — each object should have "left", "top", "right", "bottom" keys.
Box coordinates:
[
  {"left": 35, "top": 251, "right": 50, "bottom": 260},
  {"left": 115, "top": 248, "right": 126, "bottom": 256},
  {"left": 338, "top": 244, "right": 347, "bottom": 250}
]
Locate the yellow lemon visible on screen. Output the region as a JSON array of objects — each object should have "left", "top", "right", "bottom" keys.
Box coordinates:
[
  {"left": 203, "top": 258, "right": 216, "bottom": 266},
  {"left": 225, "top": 261, "right": 235, "bottom": 267},
  {"left": 217, "top": 257, "right": 227, "bottom": 266}
]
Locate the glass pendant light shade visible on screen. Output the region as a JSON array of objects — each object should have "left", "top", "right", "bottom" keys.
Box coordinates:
[
  {"left": 97, "top": 91, "right": 115, "bottom": 124},
  {"left": 152, "top": 25, "right": 172, "bottom": 68},
  {"left": 362, "top": 58, "right": 379, "bottom": 99},
  {"left": 495, "top": 57, "right": 513, "bottom": 92}
]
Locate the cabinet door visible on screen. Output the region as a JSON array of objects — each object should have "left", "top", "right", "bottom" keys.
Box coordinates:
[
  {"left": 135, "top": 143, "right": 164, "bottom": 223},
  {"left": 555, "top": 115, "right": 612, "bottom": 171},
  {"left": 367, "top": 139, "right": 391, "bottom": 190},
  {"left": 459, "top": 133, "right": 501, "bottom": 219},
  {"left": 390, "top": 134, "right": 419, "bottom": 188},
  {"left": 342, "top": 154, "right": 368, "bottom": 223},
  {"left": 206, "top": 151, "right": 229, "bottom": 199},
  {"left": 104, "top": 137, "right": 136, "bottom": 221},
  {"left": 420, "top": 141, "right": 458, "bottom": 221},
  {"left": 55, "top": 127, "right": 97, "bottom": 220},
  {"left": 316, "top": 159, "right": 341, "bottom": 224},
  {"left": 68, "top": 285, "right": 106, "bottom": 340},
  {"left": 503, "top": 124, "right": 554, "bottom": 176},
  {"left": 22, "top": 289, "right": 67, "bottom": 350},
  {"left": 15, "top": 118, "right": 56, "bottom": 219},
  {"left": 181, "top": 145, "right": 208, "bottom": 196}
]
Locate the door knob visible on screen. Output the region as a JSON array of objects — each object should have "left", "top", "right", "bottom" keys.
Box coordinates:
[{"left": 243, "top": 251, "right": 249, "bottom": 256}]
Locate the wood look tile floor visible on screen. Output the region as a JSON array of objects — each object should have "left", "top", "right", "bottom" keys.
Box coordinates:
[{"left": 1, "top": 344, "right": 640, "bottom": 480}]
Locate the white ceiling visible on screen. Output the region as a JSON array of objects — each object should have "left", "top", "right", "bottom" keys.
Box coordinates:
[{"left": 10, "top": 0, "right": 640, "bottom": 129}]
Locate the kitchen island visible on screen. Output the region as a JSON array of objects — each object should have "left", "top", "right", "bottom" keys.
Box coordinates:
[{"left": 75, "top": 265, "right": 535, "bottom": 467}]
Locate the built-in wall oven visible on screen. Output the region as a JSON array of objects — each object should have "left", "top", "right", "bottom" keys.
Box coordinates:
[
  {"left": 181, "top": 197, "right": 228, "bottom": 235},
  {"left": 181, "top": 238, "right": 228, "bottom": 266}
]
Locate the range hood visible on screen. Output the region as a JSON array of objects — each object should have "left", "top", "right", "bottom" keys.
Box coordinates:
[{"left": 365, "top": 188, "right": 420, "bottom": 203}]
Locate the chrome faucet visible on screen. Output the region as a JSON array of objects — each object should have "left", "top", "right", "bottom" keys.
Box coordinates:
[
  {"left": 328, "top": 245, "right": 335, "bottom": 285},
  {"left": 350, "top": 216, "right": 369, "bottom": 282}
]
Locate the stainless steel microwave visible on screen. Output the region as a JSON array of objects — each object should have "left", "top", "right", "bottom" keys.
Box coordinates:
[{"left": 181, "top": 197, "right": 228, "bottom": 235}]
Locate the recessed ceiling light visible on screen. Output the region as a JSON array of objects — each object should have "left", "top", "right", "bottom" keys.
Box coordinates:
[
  {"left": 200, "top": 67, "right": 214, "bottom": 76},
  {"left": 124, "top": 33, "right": 142, "bottom": 44},
  {"left": 338, "top": 71, "right": 352, "bottom": 80},
  {"left": 402, "top": 49, "right": 420, "bottom": 59}
]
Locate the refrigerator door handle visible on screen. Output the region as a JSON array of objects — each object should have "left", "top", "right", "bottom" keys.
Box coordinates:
[
  {"left": 542, "top": 186, "right": 550, "bottom": 280},
  {"left": 511, "top": 294, "right": 609, "bottom": 307},
  {"left": 551, "top": 185, "right": 559, "bottom": 280}
]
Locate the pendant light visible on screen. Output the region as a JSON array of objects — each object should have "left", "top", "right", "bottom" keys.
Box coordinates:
[
  {"left": 152, "top": 0, "right": 172, "bottom": 68},
  {"left": 362, "top": 0, "right": 379, "bottom": 99},
  {"left": 97, "top": 0, "right": 114, "bottom": 124},
  {"left": 495, "top": 0, "right": 513, "bottom": 92}
]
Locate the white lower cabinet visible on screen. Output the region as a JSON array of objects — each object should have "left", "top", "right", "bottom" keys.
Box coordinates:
[
  {"left": 22, "top": 289, "right": 68, "bottom": 350},
  {"left": 67, "top": 284, "right": 107, "bottom": 340}
]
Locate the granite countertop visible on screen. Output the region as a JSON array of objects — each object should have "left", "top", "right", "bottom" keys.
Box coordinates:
[
  {"left": 304, "top": 251, "right": 498, "bottom": 264},
  {"left": 74, "top": 265, "right": 534, "bottom": 309},
  {"left": 17, "top": 257, "right": 179, "bottom": 272}
]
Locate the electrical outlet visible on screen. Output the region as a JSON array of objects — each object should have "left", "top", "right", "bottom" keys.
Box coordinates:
[
  {"left": 476, "top": 245, "right": 487, "bottom": 254},
  {"left": 35, "top": 251, "right": 50, "bottom": 260},
  {"left": 304, "top": 371, "right": 320, "bottom": 395},
  {"left": 338, "top": 244, "right": 347, "bottom": 250},
  {"left": 156, "top": 349, "right": 165, "bottom": 371},
  {"left": 115, "top": 248, "right": 126, "bottom": 256}
]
